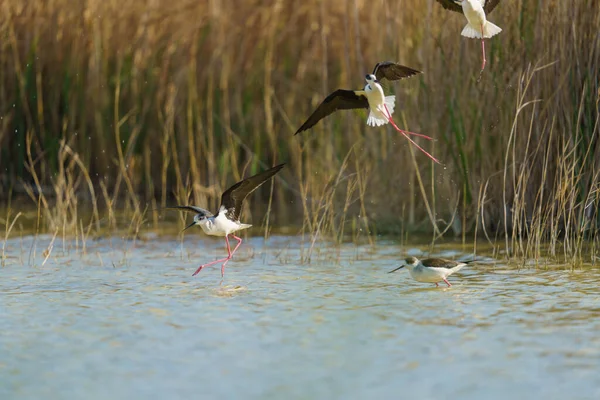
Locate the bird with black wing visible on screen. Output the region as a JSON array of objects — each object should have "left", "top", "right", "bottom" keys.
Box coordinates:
[
  {"left": 167, "top": 163, "right": 285, "bottom": 278},
  {"left": 295, "top": 61, "right": 439, "bottom": 163},
  {"left": 435, "top": 0, "right": 503, "bottom": 73}
]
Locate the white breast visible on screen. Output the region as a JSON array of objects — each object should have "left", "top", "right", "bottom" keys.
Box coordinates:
[
  {"left": 364, "top": 83, "right": 385, "bottom": 108},
  {"left": 198, "top": 212, "right": 252, "bottom": 237},
  {"left": 463, "top": 0, "right": 486, "bottom": 26},
  {"left": 410, "top": 266, "right": 446, "bottom": 283}
]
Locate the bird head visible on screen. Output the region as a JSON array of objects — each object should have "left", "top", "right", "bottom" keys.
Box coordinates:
[
  {"left": 365, "top": 74, "right": 378, "bottom": 83},
  {"left": 387, "top": 256, "right": 420, "bottom": 273},
  {"left": 194, "top": 213, "right": 208, "bottom": 223},
  {"left": 181, "top": 213, "right": 207, "bottom": 232},
  {"left": 404, "top": 256, "right": 419, "bottom": 265}
]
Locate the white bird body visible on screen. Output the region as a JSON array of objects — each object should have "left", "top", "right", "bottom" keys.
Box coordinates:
[
  {"left": 363, "top": 75, "right": 396, "bottom": 127},
  {"left": 294, "top": 62, "right": 439, "bottom": 163},
  {"left": 405, "top": 261, "right": 466, "bottom": 283},
  {"left": 460, "top": 0, "right": 502, "bottom": 39},
  {"left": 167, "top": 163, "right": 285, "bottom": 278},
  {"left": 389, "top": 256, "right": 468, "bottom": 287},
  {"left": 198, "top": 206, "right": 252, "bottom": 237}
]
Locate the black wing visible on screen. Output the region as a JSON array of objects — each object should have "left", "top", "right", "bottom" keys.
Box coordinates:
[
  {"left": 483, "top": 0, "right": 501, "bottom": 14},
  {"left": 372, "top": 62, "right": 422, "bottom": 82},
  {"left": 219, "top": 163, "right": 285, "bottom": 221},
  {"left": 166, "top": 205, "right": 214, "bottom": 217},
  {"left": 294, "top": 89, "right": 369, "bottom": 135},
  {"left": 422, "top": 258, "right": 471, "bottom": 269},
  {"left": 435, "top": 0, "right": 501, "bottom": 15},
  {"left": 435, "top": 0, "right": 463, "bottom": 14}
]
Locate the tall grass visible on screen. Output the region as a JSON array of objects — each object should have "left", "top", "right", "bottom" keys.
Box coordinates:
[{"left": 0, "top": 0, "right": 599, "bottom": 261}]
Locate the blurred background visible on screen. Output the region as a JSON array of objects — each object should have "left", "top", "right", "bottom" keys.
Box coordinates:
[{"left": 0, "top": 0, "right": 599, "bottom": 247}]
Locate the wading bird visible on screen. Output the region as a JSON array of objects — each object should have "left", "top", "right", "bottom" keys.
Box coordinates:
[
  {"left": 295, "top": 61, "right": 439, "bottom": 163},
  {"left": 168, "top": 164, "right": 285, "bottom": 278},
  {"left": 435, "top": 0, "right": 502, "bottom": 73},
  {"left": 388, "top": 256, "right": 470, "bottom": 287}
]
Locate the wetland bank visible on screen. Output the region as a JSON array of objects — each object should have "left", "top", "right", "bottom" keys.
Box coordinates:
[{"left": 1, "top": 0, "right": 600, "bottom": 398}]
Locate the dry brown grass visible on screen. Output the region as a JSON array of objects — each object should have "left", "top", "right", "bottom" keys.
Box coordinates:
[{"left": 0, "top": 0, "right": 599, "bottom": 261}]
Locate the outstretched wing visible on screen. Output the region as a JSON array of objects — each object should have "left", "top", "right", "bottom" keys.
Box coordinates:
[
  {"left": 372, "top": 62, "right": 422, "bottom": 82},
  {"left": 483, "top": 0, "right": 501, "bottom": 14},
  {"left": 219, "top": 163, "right": 285, "bottom": 221},
  {"left": 435, "top": 0, "right": 502, "bottom": 14},
  {"left": 294, "top": 89, "right": 369, "bottom": 135},
  {"left": 434, "top": 0, "right": 463, "bottom": 14},
  {"left": 166, "top": 205, "right": 214, "bottom": 217}
]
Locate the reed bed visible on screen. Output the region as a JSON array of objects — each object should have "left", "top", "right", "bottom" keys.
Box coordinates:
[{"left": 0, "top": 0, "right": 599, "bottom": 261}]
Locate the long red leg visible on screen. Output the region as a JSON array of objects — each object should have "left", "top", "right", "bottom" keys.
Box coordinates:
[
  {"left": 229, "top": 235, "right": 243, "bottom": 256},
  {"left": 381, "top": 105, "right": 433, "bottom": 140},
  {"left": 435, "top": 282, "right": 439, "bottom": 287},
  {"left": 443, "top": 278, "right": 452, "bottom": 287},
  {"left": 386, "top": 127, "right": 434, "bottom": 140},
  {"left": 480, "top": 24, "right": 486, "bottom": 72},
  {"left": 220, "top": 235, "right": 243, "bottom": 277},
  {"left": 192, "top": 235, "right": 233, "bottom": 277},
  {"left": 382, "top": 105, "right": 440, "bottom": 164}
]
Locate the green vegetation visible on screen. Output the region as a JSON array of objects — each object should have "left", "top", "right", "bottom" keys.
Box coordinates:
[{"left": 0, "top": 0, "right": 599, "bottom": 261}]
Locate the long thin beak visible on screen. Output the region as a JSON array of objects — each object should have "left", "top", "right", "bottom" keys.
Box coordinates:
[
  {"left": 388, "top": 265, "right": 405, "bottom": 273},
  {"left": 181, "top": 221, "right": 196, "bottom": 233}
]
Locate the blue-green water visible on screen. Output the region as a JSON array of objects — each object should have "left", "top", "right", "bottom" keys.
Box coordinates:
[{"left": 1, "top": 234, "right": 600, "bottom": 399}]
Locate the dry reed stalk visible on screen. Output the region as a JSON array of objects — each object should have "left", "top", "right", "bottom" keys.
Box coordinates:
[{"left": 0, "top": 0, "right": 597, "bottom": 263}]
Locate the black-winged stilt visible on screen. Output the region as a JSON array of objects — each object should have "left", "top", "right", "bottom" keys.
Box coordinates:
[
  {"left": 295, "top": 61, "right": 439, "bottom": 163},
  {"left": 168, "top": 163, "right": 285, "bottom": 278},
  {"left": 388, "top": 256, "right": 471, "bottom": 287},
  {"left": 435, "top": 0, "right": 502, "bottom": 73}
]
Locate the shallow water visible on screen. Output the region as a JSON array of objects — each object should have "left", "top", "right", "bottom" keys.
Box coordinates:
[{"left": 2, "top": 234, "right": 600, "bottom": 399}]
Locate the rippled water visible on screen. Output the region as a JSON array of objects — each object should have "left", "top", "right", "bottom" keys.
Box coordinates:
[{"left": 2, "top": 234, "right": 600, "bottom": 399}]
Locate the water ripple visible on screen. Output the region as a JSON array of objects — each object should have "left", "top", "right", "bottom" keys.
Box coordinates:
[{"left": 1, "top": 236, "right": 600, "bottom": 399}]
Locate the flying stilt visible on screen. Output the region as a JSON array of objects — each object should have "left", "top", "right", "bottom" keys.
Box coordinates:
[
  {"left": 388, "top": 256, "right": 471, "bottom": 287},
  {"left": 295, "top": 61, "right": 439, "bottom": 163},
  {"left": 435, "top": 0, "right": 502, "bottom": 74},
  {"left": 168, "top": 163, "right": 285, "bottom": 278}
]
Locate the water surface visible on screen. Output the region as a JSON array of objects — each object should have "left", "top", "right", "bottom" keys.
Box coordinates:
[{"left": 2, "top": 234, "right": 600, "bottom": 399}]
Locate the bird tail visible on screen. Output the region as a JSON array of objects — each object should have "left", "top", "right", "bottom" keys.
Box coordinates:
[
  {"left": 461, "top": 24, "right": 482, "bottom": 38},
  {"left": 366, "top": 96, "right": 395, "bottom": 127},
  {"left": 450, "top": 263, "right": 467, "bottom": 274},
  {"left": 483, "top": 21, "right": 502, "bottom": 38},
  {"left": 384, "top": 95, "right": 396, "bottom": 116},
  {"left": 367, "top": 112, "right": 387, "bottom": 127},
  {"left": 461, "top": 21, "right": 502, "bottom": 39}
]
